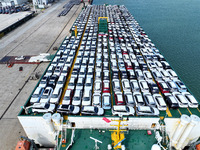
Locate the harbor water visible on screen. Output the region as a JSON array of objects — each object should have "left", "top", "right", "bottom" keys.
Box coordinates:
[{"left": 93, "top": 0, "right": 200, "bottom": 101}]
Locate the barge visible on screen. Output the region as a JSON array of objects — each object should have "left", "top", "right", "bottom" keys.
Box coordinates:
[{"left": 18, "top": 4, "right": 200, "bottom": 150}]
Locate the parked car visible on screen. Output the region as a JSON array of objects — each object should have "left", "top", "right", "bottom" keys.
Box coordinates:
[
  {"left": 164, "top": 93, "right": 179, "bottom": 109},
  {"left": 121, "top": 79, "right": 131, "bottom": 92},
  {"left": 114, "top": 92, "right": 125, "bottom": 105},
  {"left": 130, "top": 79, "right": 140, "bottom": 92},
  {"left": 92, "top": 92, "right": 101, "bottom": 106},
  {"left": 172, "top": 92, "right": 188, "bottom": 108},
  {"left": 136, "top": 105, "right": 159, "bottom": 116},
  {"left": 153, "top": 94, "right": 167, "bottom": 111},
  {"left": 182, "top": 92, "right": 199, "bottom": 108},
  {"left": 40, "top": 87, "right": 54, "bottom": 103},
  {"left": 38, "top": 76, "right": 49, "bottom": 88},
  {"left": 112, "top": 79, "right": 121, "bottom": 92},
  {"left": 148, "top": 82, "right": 159, "bottom": 94},
  {"left": 56, "top": 75, "right": 66, "bottom": 89},
  {"left": 102, "top": 93, "right": 111, "bottom": 109},
  {"left": 57, "top": 105, "right": 80, "bottom": 115},
  {"left": 124, "top": 92, "right": 135, "bottom": 106},
  {"left": 138, "top": 80, "right": 149, "bottom": 93},
  {"left": 133, "top": 92, "right": 145, "bottom": 106},
  {"left": 157, "top": 81, "right": 170, "bottom": 94},
  {"left": 72, "top": 90, "right": 83, "bottom": 106},
  {"left": 50, "top": 87, "right": 62, "bottom": 104},
  {"left": 68, "top": 77, "right": 77, "bottom": 90},
  {"left": 143, "top": 92, "right": 156, "bottom": 107},
  {"left": 112, "top": 105, "right": 135, "bottom": 116},
  {"left": 81, "top": 106, "right": 104, "bottom": 116},
  {"left": 30, "top": 87, "right": 44, "bottom": 104},
  {"left": 82, "top": 90, "right": 92, "bottom": 106},
  {"left": 102, "top": 80, "right": 110, "bottom": 93},
  {"left": 62, "top": 89, "right": 74, "bottom": 105},
  {"left": 173, "top": 79, "right": 187, "bottom": 92},
  {"left": 32, "top": 103, "right": 55, "bottom": 113}
]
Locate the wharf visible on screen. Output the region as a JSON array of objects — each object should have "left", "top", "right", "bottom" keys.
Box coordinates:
[{"left": 0, "top": 0, "right": 88, "bottom": 149}]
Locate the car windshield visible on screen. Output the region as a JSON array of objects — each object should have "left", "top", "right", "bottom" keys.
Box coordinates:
[
  {"left": 40, "top": 81, "right": 46, "bottom": 84},
  {"left": 51, "top": 94, "right": 58, "bottom": 98},
  {"left": 42, "top": 95, "right": 48, "bottom": 99},
  {"left": 32, "top": 94, "right": 39, "bottom": 98},
  {"left": 44, "top": 103, "right": 50, "bottom": 109},
  {"left": 84, "top": 97, "right": 89, "bottom": 101},
  {"left": 74, "top": 97, "right": 79, "bottom": 101}
]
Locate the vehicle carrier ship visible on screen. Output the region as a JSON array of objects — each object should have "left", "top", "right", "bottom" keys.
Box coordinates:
[{"left": 17, "top": 4, "right": 200, "bottom": 150}]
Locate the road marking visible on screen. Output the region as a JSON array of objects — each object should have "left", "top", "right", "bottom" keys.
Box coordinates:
[
  {"left": 187, "top": 108, "right": 192, "bottom": 115},
  {"left": 197, "top": 108, "right": 200, "bottom": 113},
  {"left": 177, "top": 109, "right": 182, "bottom": 116},
  {"left": 166, "top": 107, "right": 172, "bottom": 117}
]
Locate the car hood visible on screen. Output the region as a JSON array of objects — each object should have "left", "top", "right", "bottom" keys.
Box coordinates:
[
  {"left": 30, "top": 97, "right": 39, "bottom": 103},
  {"left": 97, "top": 107, "right": 104, "bottom": 116},
  {"left": 73, "top": 106, "right": 80, "bottom": 114}
]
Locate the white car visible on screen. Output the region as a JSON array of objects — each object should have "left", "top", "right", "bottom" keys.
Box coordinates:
[
  {"left": 40, "top": 87, "right": 54, "bottom": 103},
  {"left": 15, "top": 55, "right": 25, "bottom": 60},
  {"left": 153, "top": 94, "right": 167, "bottom": 111},
  {"left": 182, "top": 92, "right": 199, "bottom": 108},
  {"left": 32, "top": 103, "right": 55, "bottom": 113},
  {"left": 136, "top": 105, "right": 159, "bottom": 116},
  {"left": 57, "top": 105, "right": 80, "bottom": 115},
  {"left": 112, "top": 105, "right": 135, "bottom": 116},
  {"left": 50, "top": 87, "right": 62, "bottom": 104},
  {"left": 172, "top": 92, "right": 188, "bottom": 108},
  {"left": 30, "top": 87, "right": 44, "bottom": 104},
  {"left": 81, "top": 106, "right": 104, "bottom": 116}
]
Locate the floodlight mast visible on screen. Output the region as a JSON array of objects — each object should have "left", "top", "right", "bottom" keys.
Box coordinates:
[{"left": 90, "top": 136, "right": 102, "bottom": 150}]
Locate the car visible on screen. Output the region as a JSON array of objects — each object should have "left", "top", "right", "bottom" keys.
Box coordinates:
[
  {"left": 102, "top": 80, "right": 110, "bottom": 93},
  {"left": 48, "top": 75, "right": 59, "bottom": 89},
  {"left": 38, "top": 76, "right": 49, "bottom": 88},
  {"left": 112, "top": 105, "right": 135, "bottom": 116},
  {"left": 156, "top": 81, "right": 170, "bottom": 94},
  {"left": 40, "top": 87, "right": 54, "bottom": 103},
  {"left": 31, "top": 103, "right": 55, "bottom": 113},
  {"left": 76, "top": 77, "right": 85, "bottom": 91},
  {"left": 50, "top": 87, "right": 62, "bottom": 104},
  {"left": 138, "top": 80, "right": 149, "bottom": 93},
  {"left": 45, "top": 65, "right": 55, "bottom": 76},
  {"left": 62, "top": 89, "right": 74, "bottom": 105},
  {"left": 95, "top": 69, "right": 102, "bottom": 80},
  {"left": 81, "top": 106, "right": 104, "bottom": 116},
  {"left": 68, "top": 77, "right": 77, "bottom": 90},
  {"left": 94, "top": 80, "right": 102, "bottom": 92},
  {"left": 136, "top": 105, "right": 159, "bottom": 116},
  {"left": 172, "top": 92, "right": 188, "bottom": 108},
  {"left": 167, "top": 69, "right": 178, "bottom": 79},
  {"left": 121, "top": 79, "right": 131, "bottom": 92},
  {"left": 72, "top": 89, "right": 83, "bottom": 106},
  {"left": 143, "top": 92, "right": 156, "bottom": 107},
  {"left": 148, "top": 82, "right": 159, "bottom": 94},
  {"left": 15, "top": 55, "right": 25, "bottom": 60},
  {"left": 173, "top": 79, "right": 187, "bottom": 92},
  {"left": 57, "top": 105, "right": 80, "bottom": 115},
  {"left": 102, "top": 93, "right": 111, "bottom": 109},
  {"left": 152, "top": 70, "right": 162, "bottom": 81},
  {"left": 133, "top": 92, "right": 145, "bottom": 106},
  {"left": 130, "top": 79, "right": 140, "bottom": 92},
  {"left": 112, "top": 79, "right": 121, "bottom": 92},
  {"left": 159, "top": 69, "right": 170, "bottom": 80},
  {"left": 166, "top": 80, "right": 178, "bottom": 92},
  {"left": 114, "top": 92, "right": 125, "bottom": 105},
  {"left": 182, "top": 92, "right": 199, "bottom": 108},
  {"left": 153, "top": 94, "right": 167, "bottom": 111},
  {"left": 143, "top": 71, "right": 153, "bottom": 80},
  {"left": 87, "top": 67, "right": 94, "bottom": 78},
  {"left": 30, "top": 87, "right": 44, "bottom": 104},
  {"left": 53, "top": 66, "right": 63, "bottom": 76},
  {"left": 56, "top": 75, "right": 66, "bottom": 89},
  {"left": 161, "top": 61, "right": 171, "bottom": 69},
  {"left": 61, "top": 66, "right": 70, "bottom": 76},
  {"left": 124, "top": 92, "right": 135, "bottom": 106},
  {"left": 164, "top": 93, "right": 179, "bottom": 109},
  {"left": 79, "top": 67, "right": 87, "bottom": 78},
  {"left": 92, "top": 92, "right": 101, "bottom": 106},
  {"left": 82, "top": 90, "right": 92, "bottom": 106}
]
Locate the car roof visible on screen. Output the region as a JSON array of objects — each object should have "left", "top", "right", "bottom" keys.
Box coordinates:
[{"left": 113, "top": 105, "right": 126, "bottom": 111}]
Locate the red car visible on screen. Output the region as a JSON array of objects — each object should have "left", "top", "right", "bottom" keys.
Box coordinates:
[
  {"left": 125, "top": 61, "right": 133, "bottom": 70},
  {"left": 102, "top": 80, "right": 110, "bottom": 93},
  {"left": 114, "top": 92, "right": 125, "bottom": 105},
  {"left": 156, "top": 81, "right": 170, "bottom": 94}
]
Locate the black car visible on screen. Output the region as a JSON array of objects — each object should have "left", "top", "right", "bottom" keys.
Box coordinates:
[
  {"left": 48, "top": 75, "right": 59, "bottom": 88},
  {"left": 148, "top": 82, "right": 159, "bottom": 94}
]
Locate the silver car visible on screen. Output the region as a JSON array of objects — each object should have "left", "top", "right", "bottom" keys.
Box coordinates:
[{"left": 136, "top": 105, "right": 159, "bottom": 116}]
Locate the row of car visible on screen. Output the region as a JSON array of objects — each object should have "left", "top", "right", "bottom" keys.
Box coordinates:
[{"left": 27, "top": 5, "right": 199, "bottom": 116}]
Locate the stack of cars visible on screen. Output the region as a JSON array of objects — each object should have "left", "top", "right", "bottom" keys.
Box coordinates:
[{"left": 26, "top": 5, "right": 198, "bottom": 117}]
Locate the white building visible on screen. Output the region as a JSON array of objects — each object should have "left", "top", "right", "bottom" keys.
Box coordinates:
[{"left": 0, "top": 0, "right": 27, "bottom": 6}]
